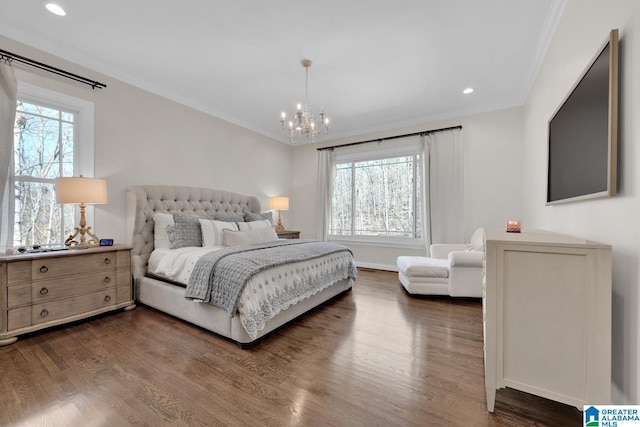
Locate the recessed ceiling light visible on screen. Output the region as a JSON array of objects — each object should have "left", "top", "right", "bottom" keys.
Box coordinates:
[
  {"left": 463, "top": 88, "right": 474, "bottom": 95},
  {"left": 45, "top": 2, "right": 66, "bottom": 16}
]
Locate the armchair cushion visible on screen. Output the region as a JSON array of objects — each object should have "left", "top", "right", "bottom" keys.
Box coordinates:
[{"left": 397, "top": 256, "right": 449, "bottom": 278}]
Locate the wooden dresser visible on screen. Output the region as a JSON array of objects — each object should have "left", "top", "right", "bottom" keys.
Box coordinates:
[
  {"left": 483, "top": 229, "right": 611, "bottom": 411},
  {"left": 0, "top": 245, "right": 135, "bottom": 346}
]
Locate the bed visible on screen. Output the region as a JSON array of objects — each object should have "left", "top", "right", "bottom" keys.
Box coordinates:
[{"left": 125, "top": 185, "right": 356, "bottom": 346}]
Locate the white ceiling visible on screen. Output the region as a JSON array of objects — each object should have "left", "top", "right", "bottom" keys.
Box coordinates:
[{"left": 0, "top": 0, "right": 564, "bottom": 144}]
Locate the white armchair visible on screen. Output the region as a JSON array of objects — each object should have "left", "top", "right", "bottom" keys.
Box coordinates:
[{"left": 397, "top": 227, "right": 485, "bottom": 298}]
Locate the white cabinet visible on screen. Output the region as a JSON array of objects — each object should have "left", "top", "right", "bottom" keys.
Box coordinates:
[{"left": 483, "top": 229, "right": 611, "bottom": 411}]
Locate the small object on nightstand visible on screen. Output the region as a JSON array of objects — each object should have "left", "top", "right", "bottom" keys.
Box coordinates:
[
  {"left": 100, "top": 238, "right": 114, "bottom": 246},
  {"left": 277, "top": 230, "right": 300, "bottom": 239},
  {"left": 506, "top": 220, "right": 521, "bottom": 233}
]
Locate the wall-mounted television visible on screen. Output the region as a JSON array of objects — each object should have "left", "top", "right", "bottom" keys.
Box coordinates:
[{"left": 546, "top": 29, "right": 619, "bottom": 205}]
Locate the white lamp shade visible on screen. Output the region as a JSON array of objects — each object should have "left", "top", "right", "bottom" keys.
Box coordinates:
[
  {"left": 269, "top": 196, "right": 289, "bottom": 211},
  {"left": 55, "top": 176, "right": 108, "bottom": 204}
]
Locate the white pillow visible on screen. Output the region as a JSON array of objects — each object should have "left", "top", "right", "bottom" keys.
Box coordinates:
[
  {"left": 223, "top": 227, "right": 278, "bottom": 247},
  {"left": 470, "top": 227, "right": 485, "bottom": 251},
  {"left": 153, "top": 212, "right": 174, "bottom": 249},
  {"left": 238, "top": 219, "right": 272, "bottom": 231},
  {"left": 199, "top": 219, "right": 238, "bottom": 247}
]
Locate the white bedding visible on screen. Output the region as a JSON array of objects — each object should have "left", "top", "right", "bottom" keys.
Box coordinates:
[
  {"left": 150, "top": 246, "right": 222, "bottom": 285},
  {"left": 148, "top": 246, "right": 355, "bottom": 339}
]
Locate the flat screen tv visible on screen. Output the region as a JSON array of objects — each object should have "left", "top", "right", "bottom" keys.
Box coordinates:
[{"left": 546, "top": 29, "right": 619, "bottom": 205}]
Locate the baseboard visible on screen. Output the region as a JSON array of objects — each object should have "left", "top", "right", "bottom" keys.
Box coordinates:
[{"left": 355, "top": 261, "right": 398, "bottom": 272}]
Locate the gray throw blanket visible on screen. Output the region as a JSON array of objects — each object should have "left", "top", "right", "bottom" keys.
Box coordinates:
[{"left": 185, "top": 239, "right": 356, "bottom": 316}]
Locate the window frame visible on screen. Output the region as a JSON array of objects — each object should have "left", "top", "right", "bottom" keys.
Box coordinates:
[
  {"left": 12, "top": 82, "right": 95, "bottom": 247},
  {"left": 328, "top": 144, "right": 424, "bottom": 249}
]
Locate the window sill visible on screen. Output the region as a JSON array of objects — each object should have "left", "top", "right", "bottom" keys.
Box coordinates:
[{"left": 328, "top": 236, "right": 425, "bottom": 250}]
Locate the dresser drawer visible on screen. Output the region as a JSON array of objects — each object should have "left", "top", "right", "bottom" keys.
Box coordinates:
[
  {"left": 32, "top": 271, "right": 116, "bottom": 302},
  {"left": 116, "top": 286, "right": 131, "bottom": 304},
  {"left": 32, "top": 290, "right": 115, "bottom": 325},
  {"left": 117, "top": 250, "right": 131, "bottom": 268},
  {"left": 32, "top": 252, "right": 115, "bottom": 279},
  {"left": 8, "top": 283, "right": 31, "bottom": 308},
  {"left": 116, "top": 268, "right": 131, "bottom": 286},
  {"left": 8, "top": 306, "right": 31, "bottom": 330},
  {"left": 7, "top": 261, "right": 31, "bottom": 285}
]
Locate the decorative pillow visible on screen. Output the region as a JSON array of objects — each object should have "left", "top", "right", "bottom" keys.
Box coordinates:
[
  {"left": 244, "top": 211, "right": 273, "bottom": 225},
  {"left": 470, "top": 227, "right": 485, "bottom": 251},
  {"left": 168, "top": 212, "right": 215, "bottom": 249},
  {"left": 222, "top": 227, "right": 279, "bottom": 247},
  {"left": 238, "top": 219, "right": 272, "bottom": 231},
  {"left": 214, "top": 212, "right": 246, "bottom": 223},
  {"left": 153, "top": 212, "right": 174, "bottom": 249},
  {"left": 199, "top": 219, "right": 238, "bottom": 247}
]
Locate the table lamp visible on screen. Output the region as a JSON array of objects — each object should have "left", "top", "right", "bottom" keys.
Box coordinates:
[
  {"left": 269, "top": 196, "right": 289, "bottom": 232},
  {"left": 55, "top": 175, "right": 108, "bottom": 247}
]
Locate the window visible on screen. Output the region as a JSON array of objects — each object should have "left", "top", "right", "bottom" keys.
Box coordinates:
[
  {"left": 11, "top": 83, "right": 94, "bottom": 248},
  {"left": 330, "top": 150, "right": 422, "bottom": 243}
]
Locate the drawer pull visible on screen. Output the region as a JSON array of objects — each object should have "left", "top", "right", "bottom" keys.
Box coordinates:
[
  {"left": 39, "top": 287, "right": 49, "bottom": 295},
  {"left": 104, "top": 258, "right": 111, "bottom": 265},
  {"left": 39, "top": 265, "right": 49, "bottom": 273},
  {"left": 104, "top": 276, "right": 111, "bottom": 284},
  {"left": 40, "top": 309, "right": 49, "bottom": 318},
  {"left": 104, "top": 295, "right": 112, "bottom": 303}
]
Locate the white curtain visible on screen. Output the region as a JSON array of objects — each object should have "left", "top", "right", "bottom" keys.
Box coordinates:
[
  {"left": 0, "top": 62, "right": 17, "bottom": 252},
  {"left": 316, "top": 148, "right": 336, "bottom": 241},
  {"left": 423, "top": 129, "right": 464, "bottom": 245},
  {"left": 418, "top": 136, "right": 430, "bottom": 246}
]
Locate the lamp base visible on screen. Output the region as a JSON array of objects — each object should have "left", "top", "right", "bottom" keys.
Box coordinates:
[
  {"left": 64, "top": 203, "right": 99, "bottom": 247},
  {"left": 275, "top": 209, "right": 285, "bottom": 232},
  {"left": 64, "top": 227, "right": 99, "bottom": 247}
]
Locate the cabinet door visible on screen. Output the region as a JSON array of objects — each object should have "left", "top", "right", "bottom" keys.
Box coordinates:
[{"left": 501, "top": 246, "right": 590, "bottom": 403}]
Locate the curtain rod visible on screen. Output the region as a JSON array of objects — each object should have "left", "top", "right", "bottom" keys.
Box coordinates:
[
  {"left": 0, "top": 48, "right": 107, "bottom": 89},
  {"left": 316, "top": 125, "right": 462, "bottom": 151}
]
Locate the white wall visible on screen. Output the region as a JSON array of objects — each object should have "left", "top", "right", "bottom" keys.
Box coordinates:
[
  {"left": 522, "top": 0, "right": 640, "bottom": 404},
  {"left": 0, "top": 35, "right": 292, "bottom": 244},
  {"left": 291, "top": 106, "right": 524, "bottom": 270}
]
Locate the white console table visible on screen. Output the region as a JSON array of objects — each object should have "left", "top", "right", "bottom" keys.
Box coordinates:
[{"left": 483, "top": 229, "right": 611, "bottom": 411}]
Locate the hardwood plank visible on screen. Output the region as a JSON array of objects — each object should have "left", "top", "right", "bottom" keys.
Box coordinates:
[{"left": 0, "top": 269, "right": 581, "bottom": 426}]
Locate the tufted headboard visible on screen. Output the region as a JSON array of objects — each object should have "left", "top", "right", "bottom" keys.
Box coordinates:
[{"left": 126, "top": 185, "right": 261, "bottom": 283}]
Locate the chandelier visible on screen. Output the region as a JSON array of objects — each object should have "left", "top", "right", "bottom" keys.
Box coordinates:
[{"left": 280, "top": 59, "right": 329, "bottom": 144}]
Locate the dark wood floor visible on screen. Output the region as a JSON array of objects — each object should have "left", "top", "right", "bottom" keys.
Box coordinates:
[{"left": 0, "top": 269, "right": 580, "bottom": 426}]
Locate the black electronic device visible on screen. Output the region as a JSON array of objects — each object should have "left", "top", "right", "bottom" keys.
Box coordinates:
[{"left": 99, "top": 239, "right": 114, "bottom": 246}]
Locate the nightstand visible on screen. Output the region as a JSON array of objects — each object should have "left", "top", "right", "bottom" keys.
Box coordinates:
[
  {"left": 277, "top": 230, "right": 300, "bottom": 239},
  {"left": 0, "top": 245, "right": 135, "bottom": 346}
]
